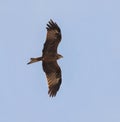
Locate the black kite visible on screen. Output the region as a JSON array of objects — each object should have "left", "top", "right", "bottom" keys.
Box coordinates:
[{"left": 27, "top": 19, "right": 63, "bottom": 97}]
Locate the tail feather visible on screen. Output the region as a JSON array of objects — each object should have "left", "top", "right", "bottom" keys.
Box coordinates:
[{"left": 27, "top": 57, "right": 42, "bottom": 65}]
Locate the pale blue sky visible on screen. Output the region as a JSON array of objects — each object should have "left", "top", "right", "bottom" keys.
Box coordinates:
[{"left": 0, "top": 0, "right": 120, "bottom": 122}]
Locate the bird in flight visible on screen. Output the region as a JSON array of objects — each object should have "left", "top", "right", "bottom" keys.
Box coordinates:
[{"left": 27, "top": 19, "right": 63, "bottom": 97}]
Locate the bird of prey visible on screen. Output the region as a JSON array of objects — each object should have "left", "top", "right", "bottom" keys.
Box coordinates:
[{"left": 27, "top": 19, "right": 63, "bottom": 97}]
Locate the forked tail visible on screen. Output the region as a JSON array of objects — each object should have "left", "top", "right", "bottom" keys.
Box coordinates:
[{"left": 27, "top": 57, "right": 42, "bottom": 65}]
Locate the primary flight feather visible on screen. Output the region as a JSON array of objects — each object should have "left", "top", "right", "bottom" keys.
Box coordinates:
[{"left": 27, "top": 19, "right": 63, "bottom": 97}]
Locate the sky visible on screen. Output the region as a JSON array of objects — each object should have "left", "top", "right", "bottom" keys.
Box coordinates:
[{"left": 0, "top": 0, "right": 120, "bottom": 122}]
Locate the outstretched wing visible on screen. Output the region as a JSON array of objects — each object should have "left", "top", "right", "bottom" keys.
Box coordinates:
[
  {"left": 42, "top": 19, "right": 62, "bottom": 57},
  {"left": 42, "top": 61, "right": 62, "bottom": 97}
]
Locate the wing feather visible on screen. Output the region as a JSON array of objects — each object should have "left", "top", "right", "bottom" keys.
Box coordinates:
[
  {"left": 42, "top": 61, "right": 62, "bottom": 97},
  {"left": 42, "top": 19, "right": 62, "bottom": 57}
]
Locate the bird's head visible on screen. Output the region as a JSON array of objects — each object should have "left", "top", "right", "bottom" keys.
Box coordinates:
[{"left": 57, "top": 54, "right": 63, "bottom": 59}]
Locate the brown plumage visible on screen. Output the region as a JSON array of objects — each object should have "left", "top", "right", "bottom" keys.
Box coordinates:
[{"left": 27, "top": 19, "right": 63, "bottom": 97}]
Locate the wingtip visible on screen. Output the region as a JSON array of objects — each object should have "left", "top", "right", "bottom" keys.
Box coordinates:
[
  {"left": 48, "top": 81, "right": 61, "bottom": 97},
  {"left": 50, "top": 19, "right": 53, "bottom": 23},
  {"left": 48, "top": 91, "right": 57, "bottom": 97},
  {"left": 46, "top": 19, "right": 61, "bottom": 32}
]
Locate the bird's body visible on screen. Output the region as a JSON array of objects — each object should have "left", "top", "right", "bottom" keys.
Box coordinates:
[{"left": 27, "top": 19, "right": 63, "bottom": 97}]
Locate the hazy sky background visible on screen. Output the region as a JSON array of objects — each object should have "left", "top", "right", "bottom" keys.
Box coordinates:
[{"left": 0, "top": 0, "right": 120, "bottom": 122}]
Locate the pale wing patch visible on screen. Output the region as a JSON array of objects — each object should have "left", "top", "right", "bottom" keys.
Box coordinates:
[{"left": 46, "top": 73, "right": 60, "bottom": 87}]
